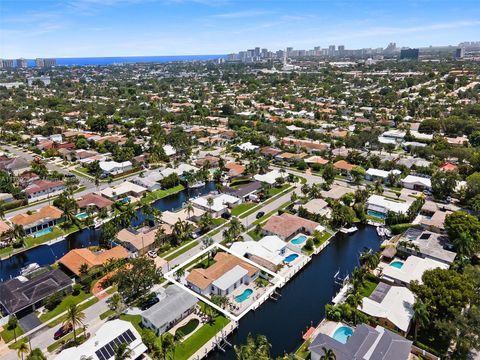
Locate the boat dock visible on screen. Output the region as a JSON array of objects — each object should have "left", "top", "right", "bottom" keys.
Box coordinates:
[{"left": 188, "top": 321, "right": 238, "bottom": 360}]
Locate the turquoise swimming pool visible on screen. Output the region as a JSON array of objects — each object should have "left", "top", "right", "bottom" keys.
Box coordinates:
[
  {"left": 234, "top": 289, "right": 253, "bottom": 303},
  {"left": 33, "top": 227, "right": 53, "bottom": 238},
  {"left": 390, "top": 260, "right": 404, "bottom": 269},
  {"left": 332, "top": 325, "right": 353, "bottom": 344},
  {"left": 75, "top": 212, "right": 88, "bottom": 219},
  {"left": 367, "top": 210, "right": 386, "bottom": 219},
  {"left": 284, "top": 254, "right": 299, "bottom": 263},
  {"left": 290, "top": 234, "right": 307, "bottom": 245}
]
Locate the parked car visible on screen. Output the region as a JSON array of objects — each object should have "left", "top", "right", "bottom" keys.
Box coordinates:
[
  {"left": 221, "top": 212, "right": 231, "bottom": 219},
  {"left": 147, "top": 250, "right": 157, "bottom": 258},
  {"left": 141, "top": 296, "right": 159, "bottom": 310},
  {"left": 54, "top": 323, "right": 72, "bottom": 340},
  {"left": 256, "top": 211, "right": 265, "bottom": 219}
]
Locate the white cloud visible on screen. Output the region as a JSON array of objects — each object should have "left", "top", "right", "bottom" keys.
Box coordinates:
[{"left": 214, "top": 10, "right": 271, "bottom": 18}]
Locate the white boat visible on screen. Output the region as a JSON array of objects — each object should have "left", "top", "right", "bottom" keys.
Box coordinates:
[
  {"left": 376, "top": 227, "right": 386, "bottom": 236},
  {"left": 339, "top": 226, "right": 358, "bottom": 234},
  {"left": 189, "top": 181, "right": 205, "bottom": 189},
  {"left": 20, "top": 263, "right": 40, "bottom": 276}
]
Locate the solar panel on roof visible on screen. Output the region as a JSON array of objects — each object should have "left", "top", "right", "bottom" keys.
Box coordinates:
[{"left": 95, "top": 350, "right": 106, "bottom": 360}]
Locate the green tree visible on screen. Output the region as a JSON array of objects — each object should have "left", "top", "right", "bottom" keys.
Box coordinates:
[
  {"left": 63, "top": 304, "right": 85, "bottom": 343},
  {"left": 444, "top": 211, "right": 480, "bottom": 258},
  {"left": 16, "top": 341, "right": 29, "bottom": 360},
  {"left": 412, "top": 298, "right": 430, "bottom": 341},
  {"left": 350, "top": 166, "right": 366, "bottom": 185},
  {"left": 431, "top": 170, "right": 458, "bottom": 201},
  {"left": 7, "top": 315, "right": 19, "bottom": 342},
  {"left": 234, "top": 334, "right": 271, "bottom": 360},
  {"left": 26, "top": 348, "right": 47, "bottom": 360},
  {"left": 320, "top": 347, "right": 336, "bottom": 360},
  {"left": 114, "top": 343, "right": 133, "bottom": 360},
  {"left": 322, "top": 163, "right": 336, "bottom": 186}
]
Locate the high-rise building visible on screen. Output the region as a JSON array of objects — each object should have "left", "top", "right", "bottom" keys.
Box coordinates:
[
  {"left": 43, "top": 58, "right": 57, "bottom": 67},
  {"left": 16, "top": 58, "right": 28, "bottom": 68},
  {"left": 338, "top": 45, "right": 345, "bottom": 56},
  {"left": 286, "top": 47, "right": 293, "bottom": 56},
  {"left": 328, "top": 45, "right": 336, "bottom": 56},
  {"left": 455, "top": 48, "right": 465, "bottom": 59},
  {"left": 2, "top": 59, "right": 14, "bottom": 68},
  {"left": 35, "top": 58, "right": 45, "bottom": 67},
  {"left": 400, "top": 48, "right": 419, "bottom": 60}
]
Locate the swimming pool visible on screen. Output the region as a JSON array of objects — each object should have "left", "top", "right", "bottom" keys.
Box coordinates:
[
  {"left": 390, "top": 261, "right": 404, "bottom": 269},
  {"left": 234, "top": 289, "right": 253, "bottom": 303},
  {"left": 367, "top": 210, "right": 386, "bottom": 219},
  {"left": 75, "top": 212, "right": 88, "bottom": 219},
  {"left": 332, "top": 325, "right": 353, "bottom": 344},
  {"left": 290, "top": 234, "right": 307, "bottom": 245},
  {"left": 33, "top": 227, "right": 53, "bottom": 238},
  {"left": 284, "top": 254, "right": 299, "bottom": 263}
]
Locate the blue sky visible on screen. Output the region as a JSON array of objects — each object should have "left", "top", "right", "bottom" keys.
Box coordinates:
[{"left": 1, "top": 0, "right": 479, "bottom": 58}]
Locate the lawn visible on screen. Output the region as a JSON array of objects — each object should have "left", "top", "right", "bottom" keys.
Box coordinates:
[
  {"left": 211, "top": 218, "right": 227, "bottom": 226},
  {"left": 358, "top": 279, "right": 378, "bottom": 298},
  {"left": 314, "top": 231, "right": 332, "bottom": 246},
  {"left": 40, "top": 290, "right": 92, "bottom": 323},
  {"left": 164, "top": 240, "right": 199, "bottom": 261},
  {"left": 47, "top": 332, "right": 88, "bottom": 353},
  {"left": 99, "top": 309, "right": 114, "bottom": 320},
  {"left": 140, "top": 185, "right": 185, "bottom": 205},
  {"left": 266, "top": 184, "right": 290, "bottom": 198},
  {"left": 119, "top": 314, "right": 143, "bottom": 333},
  {"left": 295, "top": 340, "right": 311, "bottom": 359},
  {"left": 231, "top": 202, "right": 257, "bottom": 216},
  {"left": 0, "top": 323, "right": 24, "bottom": 343},
  {"left": 247, "top": 229, "right": 262, "bottom": 241},
  {"left": 173, "top": 314, "right": 230, "bottom": 360},
  {"left": 48, "top": 297, "right": 99, "bottom": 328}
]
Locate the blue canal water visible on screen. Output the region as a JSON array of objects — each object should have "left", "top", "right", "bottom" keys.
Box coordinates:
[
  {"left": 24, "top": 55, "right": 227, "bottom": 67},
  {"left": 208, "top": 225, "right": 381, "bottom": 359},
  {"left": 0, "top": 182, "right": 216, "bottom": 281}
]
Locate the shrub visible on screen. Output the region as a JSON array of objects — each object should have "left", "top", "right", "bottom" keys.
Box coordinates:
[
  {"left": 304, "top": 238, "right": 314, "bottom": 251},
  {"left": 72, "top": 284, "right": 82, "bottom": 296},
  {"left": 44, "top": 291, "right": 63, "bottom": 311},
  {"left": 390, "top": 223, "right": 418, "bottom": 234}
]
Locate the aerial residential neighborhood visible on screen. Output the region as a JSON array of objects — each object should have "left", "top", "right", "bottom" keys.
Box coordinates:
[{"left": 0, "top": 1, "right": 480, "bottom": 359}]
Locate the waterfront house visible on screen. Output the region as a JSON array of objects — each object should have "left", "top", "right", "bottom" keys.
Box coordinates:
[
  {"left": 0, "top": 269, "right": 73, "bottom": 316},
  {"left": 186, "top": 252, "right": 259, "bottom": 296},
  {"left": 10, "top": 205, "right": 63, "bottom": 236},
  {"left": 366, "top": 195, "right": 410, "bottom": 218},
  {"left": 381, "top": 255, "right": 449, "bottom": 287},
  {"left": 99, "top": 160, "right": 133, "bottom": 176},
  {"left": 230, "top": 235, "right": 288, "bottom": 272},
  {"left": 359, "top": 282, "right": 414, "bottom": 335},
  {"left": 76, "top": 192, "right": 113, "bottom": 213},
  {"left": 100, "top": 181, "right": 147, "bottom": 201},
  {"left": 224, "top": 162, "right": 246, "bottom": 179},
  {"left": 400, "top": 175, "right": 431, "bottom": 191},
  {"left": 297, "top": 198, "right": 330, "bottom": 217},
  {"left": 141, "top": 285, "right": 197, "bottom": 336},
  {"left": 59, "top": 246, "right": 128, "bottom": 276},
  {"left": 222, "top": 181, "right": 262, "bottom": 202},
  {"left": 191, "top": 193, "right": 240, "bottom": 217},
  {"left": 309, "top": 324, "right": 413, "bottom": 360},
  {"left": 262, "top": 213, "right": 321, "bottom": 241},
  {"left": 55, "top": 319, "right": 147, "bottom": 360},
  {"left": 116, "top": 226, "right": 171, "bottom": 256},
  {"left": 24, "top": 179, "right": 65, "bottom": 203}
]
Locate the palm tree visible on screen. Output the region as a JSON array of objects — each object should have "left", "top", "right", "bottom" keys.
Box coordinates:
[
  {"left": 320, "top": 347, "right": 336, "bottom": 360},
  {"left": 108, "top": 293, "right": 126, "bottom": 318},
  {"left": 202, "top": 236, "right": 213, "bottom": 250},
  {"left": 79, "top": 263, "right": 89, "bottom": 277},
  {"left": 16, "top": 341, "right": 29, "bottom": 360},
  {"left": 63, "top": 304, "right": 86, "bottom": 342},
  {"left": 413, "top": 299, "right": 430, "bottom": 341},
  {"left": 185, "top": 202, "right": 194, "bottom": 219},
  {"left": 114, "top": 343, "right": 132, "bottom": 360},
  {"left": 174, "top": 268, "right": 185, "bottom": 281},
  {"left": 206, "top": 197, "right": 214, "bottom": 213},
  {"left": 359, "top": 250, "right": 380, "bottom": 271}
]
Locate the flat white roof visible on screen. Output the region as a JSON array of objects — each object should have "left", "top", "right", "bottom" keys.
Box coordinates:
[
  {"left": 100, "top": 181, "right": 147, "bottom": 198},
  {"left": 401, "top": 175, "right": 431, "bottom": 188},
  {"left": 366, "top": 168, "right": 401, "bottom": 178},
  {"left": 212, "top": 265, "right": 248, "bottom": 291},
  {"left": 230, "top": 238, "right": 285, "bottom": 266},
  {"left": 99, "top": 160, "right": 132, "bottom": 172},
  {"left": 382, "top": 255, "right": 449, "bottom": 285},
  {"left": 367, "top": 194, "right": 410, "bottom": 214},
  {"left": 192, "top": 193, "right": 239, "bottom": 212},
  {"left": 254, "top": 169, "right": 287, "bottom": 185},
  {"left": 360, "top": 285, "right": 414, "bottom": 332}
]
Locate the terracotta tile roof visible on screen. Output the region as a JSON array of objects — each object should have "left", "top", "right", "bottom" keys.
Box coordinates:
[
  {"left": 305, "top": 156, "right": 329, "bottom": 165},
  {"left": 186, "top": 252, "right": 258, "bottom": 290},
  {"left": 262, "top": 213, "right": 320, "bottom": 239},
  {"left": 10, "top": 205, "right": 63, "bottom": 227},
  {"left": 225, "top": 162, "right": 245, "bottom": 177},
  {"left": 0, "top": 220, "right": 11, "bottom": 235},
  {"left": 24, "top": 180, "right": 64, "bottom": 195},
  {"left": 76, "top": 193, "right": 113, "bottom": 209},
  {"left": 334, "top": 160, "right": 355, "bottom": 171},
  {"left": 59, "top": 246, "right": 128, "bottom": 276},
  {"left": 439, "top": 162, "right": 457, "bottom": 171}
]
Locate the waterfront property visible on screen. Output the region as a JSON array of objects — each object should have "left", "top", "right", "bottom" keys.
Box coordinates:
[
  {"left": 380, "top": 255, "right": 449, "bottom": 287},
  {"left": 100, "top": 181, "right": 147, "bottom": 201},
  {"left": 262, "top": 213, "right": 321, "bottom": 241},
  {"left": 0, "top": 269, "right": 73, "bottom": 316},
  {"left": 191, "top": 193, "right": 240, "bottom": 217},
  {"left": 55, "top": 319, "right": 147, "bottom": 360},
  {"left": 359, "top": 282, "right": 414, "bottom": 335},
  {"left": 186, "top": 252, "right": 259, "bottom": 297},
  {"left": 366, "top": 194, "right": 411, "bottom": 218},
  {"left": 309, "top": 323, "right": 413, "bottom": 360},
  {"left": 116, "top": 226, "right": 171, "bottom": 256},
  {"left": 9, "top": 205, "right": 63, "bottom": 235},
  {"left": 76, "top": 192, "right": 113, "bottom": 213},
  {"left": 141, "top": 285, "right": 197, "bottom": 336},
  {"left": 59, "top": 246, "right": 128, "bottom": 276}
]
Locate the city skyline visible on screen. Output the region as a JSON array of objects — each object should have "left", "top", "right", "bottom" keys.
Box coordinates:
[{"left": 1, "top": 0, "right": 480, "bottom": 58}]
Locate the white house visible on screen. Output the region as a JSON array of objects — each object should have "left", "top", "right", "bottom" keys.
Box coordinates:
[
  {"left": 230, "top": 236, "right": 287, "bottom": 271},
  {"left": 99, "top": 160, "right": 133, "bottom": 176},
  {"left": 237, "top": 142, "right": 259, "bottom": 152},
  {"left": 366, "top": 195, "right": 410, "bottom": 217},
  {"left": 55, "top": 319, "right": 147, "bottom": 360},
  {"left": 163, "top": 144, "right": 177, "bottom": 157},
  {"left": 100, "top": 181, "right": 147, "bottom": 200},
  {"left": 365, "top": 168, "right": 401, "bottom": 182},
  {"left": 191, "top": 193, "right": 240, "bottom": 217},
  {"left": 401, "top": 175, "right": 431, "bottom": 191},
  {"left": 254, "top": 169, "right": 288, "bottom": 185}
]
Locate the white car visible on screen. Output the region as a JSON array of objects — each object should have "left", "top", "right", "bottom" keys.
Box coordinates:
[{"left": 147, "top": 250, "right": 157, "bottom": 258}]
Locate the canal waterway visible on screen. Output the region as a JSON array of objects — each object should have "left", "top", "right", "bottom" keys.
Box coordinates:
[
  {"left": 208, "top": 225, "right": 381, "bottom": 359},
  {"left": 0, "top": 182, "right": 216, "bottom": 281}
]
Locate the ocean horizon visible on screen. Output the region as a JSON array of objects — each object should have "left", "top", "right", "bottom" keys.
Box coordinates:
[{"left": 24, "top": 54, "right": 226, "bottom": 67}]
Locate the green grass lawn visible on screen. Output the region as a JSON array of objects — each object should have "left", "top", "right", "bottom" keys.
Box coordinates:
[
  {"left": 140, "top": 185, "right": 185, "bottom": 205},
  {"left": 164, "top": 240, "right": 199, "bottom": 261},
  {"left": 119, "top": 314, "right": 143, "bottom": 333},
  {"left": 295, "top": 340, "right": 311, "bottom": 359},
  {"left": 0, "top": 324, "right": 24, "bottom": 343},
  {"left": 48, "top": 297, "right": 99, "bottom": 328},
  {"left": 314, "top": 231, "right": 332, "bottom": 246},
  {"left": 47, "top": 332, "right": 88, "bottom": 353},
  {"left": 40, "top": 290, "right": 92, "bottom": 323},
  {"left": 247, "top": 229, "right": 262, "bottom": 241},
  {"left": 211, "top": 218, "right": 227, "bottom": 226},
  {"left": 358, "top": 279, "right": 379, "bottom": 298},
  {"left": 231, "top": 202, "right": 257, "bottom": 216},
  {"left": 99, "top": 309, "right": 114, "bottom": 320},
  {"left": 266, "top": 184, "right": 290, "bottom": 198},
  {"left": 173, "top": 315, "right": 230, "bottom": 360}
]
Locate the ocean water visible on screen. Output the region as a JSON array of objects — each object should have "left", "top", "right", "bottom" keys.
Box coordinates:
[{"left": 25, "top": 54, "right": 226, "bottom": 67}]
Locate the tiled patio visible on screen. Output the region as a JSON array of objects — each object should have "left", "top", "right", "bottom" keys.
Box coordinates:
[{"left": 225, "top": 282, "right": 269, "bottom": 316}]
